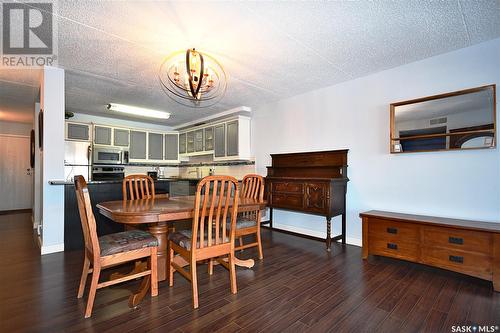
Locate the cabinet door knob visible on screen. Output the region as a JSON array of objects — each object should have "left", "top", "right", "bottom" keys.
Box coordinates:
[
  {"left": 387, "top": 227, "right": 398, "bottom": 234},
  {"left": 448, "top": 237, "right": 464, "bottom": 245},
  {"left": 387, "top": 243, "right": 398, "bottom": 250},
  {"left": 449, "top": 255, "right": 464, "bottom": 264}
]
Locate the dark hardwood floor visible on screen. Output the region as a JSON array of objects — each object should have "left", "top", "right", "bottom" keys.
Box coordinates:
[{"left": 1, "top": 212, "right": 498, "bottom": 332}]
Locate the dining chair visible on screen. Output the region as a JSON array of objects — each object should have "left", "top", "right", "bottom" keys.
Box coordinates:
[
  {"left": 123, "top": 174, "right": 157, "bottom": 200},
  {"left": 235, "top": 174, "right": 265, "bottom": 259},
  {"left": 167, "top": 175, "right": 239, "bottom": 309},
  {"left": 74, "top": 175, "right": 158, "bottom": 318}
]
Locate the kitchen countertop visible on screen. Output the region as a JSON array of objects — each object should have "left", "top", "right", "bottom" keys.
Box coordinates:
[{"left": 49, "top": 177, "right": 202, "bottom": 185}]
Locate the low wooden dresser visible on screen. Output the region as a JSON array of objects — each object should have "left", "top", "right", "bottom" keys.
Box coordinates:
[
  {"left": 360, "top": 210, "right": 500, "bottom": 291},
  {"left": 266, "top": 150, "right": 349, "bottom": 250}
]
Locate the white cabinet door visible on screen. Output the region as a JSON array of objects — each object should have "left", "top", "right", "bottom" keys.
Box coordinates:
[
  {"left": 165, "top": 134, "right": 179, "bottom": 161},
  {"left": 130, "top": 130, "right": 147, "bottom": 160}
]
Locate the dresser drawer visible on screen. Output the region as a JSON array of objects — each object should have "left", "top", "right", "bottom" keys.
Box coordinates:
[
  {"left": 272, "top": 182, "right": 304, "bottom": 194},
  {"left": 368, "top": 218, "right": 419, "bottom": 242},
  {"left": 271, "top": 193, "right": 303, "bottom": 210},
  {"left": 422, "top": 226, "right": 493, "bottom": 255},
  {"left": 368, "top": 236, "right": 419, "bottom": 261},
  {"left": 421, "top": 247, "right": 492, "bottom": 280}
]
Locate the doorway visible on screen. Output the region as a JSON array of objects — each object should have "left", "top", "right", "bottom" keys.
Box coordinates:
[{"left": 0, "top": 134, "right": 33, "bottom": 211}]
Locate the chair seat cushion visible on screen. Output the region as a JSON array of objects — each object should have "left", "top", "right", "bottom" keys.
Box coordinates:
[
  {"left": 99, "top": 230, "right": 158, "bottom": 256},
  {"left": 228, "top": 217, "right": 257, "bottom": 229},
  {"left": 168, "top": 230, "right": 230, "bottom": 250}
]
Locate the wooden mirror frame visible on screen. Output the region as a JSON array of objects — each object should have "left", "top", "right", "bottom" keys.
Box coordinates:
[{"left": 390, "top": 84, "right": 496, "bottom": 154}]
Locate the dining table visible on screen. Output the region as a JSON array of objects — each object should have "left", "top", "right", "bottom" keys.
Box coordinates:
[{"left": 96, "top": 195, "right": 267, "bottom": 307}]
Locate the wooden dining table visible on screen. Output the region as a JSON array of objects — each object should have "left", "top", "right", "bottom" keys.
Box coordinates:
[{"left": 96, "top": 195, "right": 267, "bottom": 306}]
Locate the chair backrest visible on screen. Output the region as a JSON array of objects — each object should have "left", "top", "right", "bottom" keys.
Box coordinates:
[
  {"left": 74, "top": 175, "right": 100, "bottom": 260},
  {"left": 191, "top": 175, "right": 239, "bottom": 251},
  {"left": 123, "top": 175, "right": 155, "bottom": 200},
  {"left": 240, "top": 174, "right": 264, "bottom": 201}
]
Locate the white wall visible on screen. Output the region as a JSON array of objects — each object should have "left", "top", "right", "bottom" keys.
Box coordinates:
[
  {"left": 253, "top": 38, "right": 500, "bottom": 245},
  {"left": 40, "top": 66, "right": 65, "bottom": 254},
  {"left": 0, "top": 121, "right": 32, "bottom": 136}
]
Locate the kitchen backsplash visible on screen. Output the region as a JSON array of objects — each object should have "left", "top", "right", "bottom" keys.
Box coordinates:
[{"left": 123, "top": 162, "right": 256, "bottom": 180}]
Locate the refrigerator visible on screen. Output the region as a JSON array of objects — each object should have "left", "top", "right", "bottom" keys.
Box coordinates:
[{"left": 64, "top": 141, "right": 92, "bottom": 181}]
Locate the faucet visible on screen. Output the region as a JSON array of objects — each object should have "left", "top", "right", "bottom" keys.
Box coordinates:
[{"left": 187, "top": 167, "right": 200, "bottom": 178}]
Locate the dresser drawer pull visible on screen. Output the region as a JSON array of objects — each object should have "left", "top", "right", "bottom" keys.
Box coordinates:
[
  {"left": 449, "top": 255, "right": 464, "bottom": 264},
  {"left": 386, "top": 227, "right": 398, "bottom": 234},
  {"left": 448, "top": 237, "right": 464, "bottom": 245},
  {"left": 387, "top": 243, "right": 398, "bottom": 250}
]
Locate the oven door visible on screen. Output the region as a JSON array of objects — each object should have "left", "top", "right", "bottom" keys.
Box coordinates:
[{"left": 93, "top": 149, "right": 122, "bottom": 165}]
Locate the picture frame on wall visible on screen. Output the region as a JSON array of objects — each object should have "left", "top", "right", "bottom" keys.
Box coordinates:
[{"left": 38, "top": 110, "right": 43, "bottom": 150}]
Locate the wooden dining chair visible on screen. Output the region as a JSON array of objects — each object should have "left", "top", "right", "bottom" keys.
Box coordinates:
[
  {"left": 123, "top": 174, "right": 157, "bottom": 200},
  {"left": 74, "top": 175, "right": 159, "bottom": 318},
  {"left": 235, "top": 174, "right": 265, "bottom": 259},
  {"left": 167, "top": 175, "right": 239, "bottom": 309}
]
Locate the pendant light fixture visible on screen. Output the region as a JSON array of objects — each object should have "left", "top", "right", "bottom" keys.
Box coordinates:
[{"left": 159, "top": 48, "right": 227, "bottom": 108}]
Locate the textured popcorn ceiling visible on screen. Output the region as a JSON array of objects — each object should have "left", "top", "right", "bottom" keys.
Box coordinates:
[{"left": 1, "top": 0, "right": 499, "bottom": 125}]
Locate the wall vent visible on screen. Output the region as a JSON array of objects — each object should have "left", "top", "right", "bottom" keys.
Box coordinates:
[{"left": 430, "top": 117, "right": 447, "bottom": 125}]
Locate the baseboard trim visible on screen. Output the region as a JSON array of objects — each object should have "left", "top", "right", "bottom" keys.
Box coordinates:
[
  {"left": 41, "top": 243, "right": 64, "bottom": 255},
  {"left": 263, "top": 222, "right": 362, "bottom": 247},
  {"left": 0, "top": 208, "right": 32, "bottom": 215}
]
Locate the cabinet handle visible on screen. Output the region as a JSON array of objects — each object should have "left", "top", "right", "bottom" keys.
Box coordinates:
[
  {"left": 387, "top": 243, "right": 398, "bottom": 250},
  {"left": 387, "top": 227, "right": 398, "bottom": 234},
  {"left": 448, "top": 237, "right": 463, "bottom": 245},
  {"left": 449, "top": 255, "right": 463, "bottom": 264}
]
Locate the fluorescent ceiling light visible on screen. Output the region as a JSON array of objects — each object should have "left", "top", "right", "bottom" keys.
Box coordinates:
[{"left": 107, "top": 103, "right": 171, "bottom": 120}]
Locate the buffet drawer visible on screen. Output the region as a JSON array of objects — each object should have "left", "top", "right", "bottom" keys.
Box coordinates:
[
  {"left": 270, "top": 193, "right": 303, "bottom": 210},
  {"left": 272, "top": 182, "right": 304, "bottom": 194},
  {"left": 421, "top": 247, "right": 492, "bottom": 280},
  {"left": 422, "top": 226, "right": 493, "bottom": 255},
  {"left": 368, "top": 236, "right": 419, "bottom": 261},
  {"left": 368, "top": 218, "right": 419, "bottom": 242}
]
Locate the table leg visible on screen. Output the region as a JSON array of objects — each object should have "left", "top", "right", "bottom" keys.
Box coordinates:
[
  {"left": 148, "top": 222, "right": 169, "bottom": 281},
  {"left": 126, "top": 222, "right": 169, "bottom": 308}
]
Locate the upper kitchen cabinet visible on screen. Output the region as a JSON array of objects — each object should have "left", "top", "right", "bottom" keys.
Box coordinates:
[
  {"left": 214, "top": 116, "right": 251, "bottom": 161},
  {"left": 194, "top": 129, "right": 204, "bottom": 152},
  {"left": 129, "top": 130, "right": 147, "bottom": 160},
  {"left": 65, "top": 122, "right": 91, "bottom": 141},
  {"left": 204, "top": 127, "right": 214, "bottom": 151},
  {"left": 94, "top": 126, "right": 112, "bottom": 145},
  {"left": 113, "top": 128, "right": 129, "bottom": 147},
  {"left": 179, "top": 115, "right": 252, "bottom": 160},
  {"left": 165, "top": 133, "right": 179, "bottom": 162},
  {"left": 179, "top": 133, "right": 187, "bottom": 154},
  {"left": 148, "top": 132, "right": 164, "bottom": 161},
  {"left": 186, "top": 131, "right": 195, "bottom": 154},
  {"left": 214, "top": 123, "right": 226, "bottom": 158}
]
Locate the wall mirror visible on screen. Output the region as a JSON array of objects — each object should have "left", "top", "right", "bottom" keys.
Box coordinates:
[{"left": 390, "top": 84, "right": 496, "bottom": 153}]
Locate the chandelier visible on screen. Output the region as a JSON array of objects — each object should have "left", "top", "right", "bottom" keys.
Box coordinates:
[{"left": 159, "top": 48, "right": 227, "bottom": 108}]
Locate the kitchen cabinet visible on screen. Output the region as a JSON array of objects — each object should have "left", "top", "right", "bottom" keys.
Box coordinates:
[
  {"left": 177, "top": 116, "right": 251, "bottom": 160},
  {"left": 186, "top": 131, "right": 195, "bottom": 153},
  {"left": 165, "top": 134, "right": 179, "bottom": 161},
  {"left": 130, "top": 130, "right": 147, "bottom": 160},
  {"left": 204, "top": 127, "right": 214, "bottom": 151},
  {"left": 66, "top": 122, "right": 91, "bottom": 141},
  {"left": 148, "top": 132, "right": 164, "bottom": 160},
  {"left": 94, "top": 126, "right": 112, "bottom": 145},
  {"left": 226, "top": 120, "right": 238, "bottom": 156},
  {"left": 113, "top": 128, "right": 129, "bottom": 147},
  {"left": 194, "top": 129, "right": 204, "bottom": 152},
  {"left": 179, "top": 133, "right": 186, "bottom": 154},
  {"left": 214, "top": 123, "right": 226, "bottom": 158}
]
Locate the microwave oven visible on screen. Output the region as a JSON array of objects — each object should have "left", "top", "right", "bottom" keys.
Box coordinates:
[{"left": 93, "top": 147, "right": 128, "bottom": 165}]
